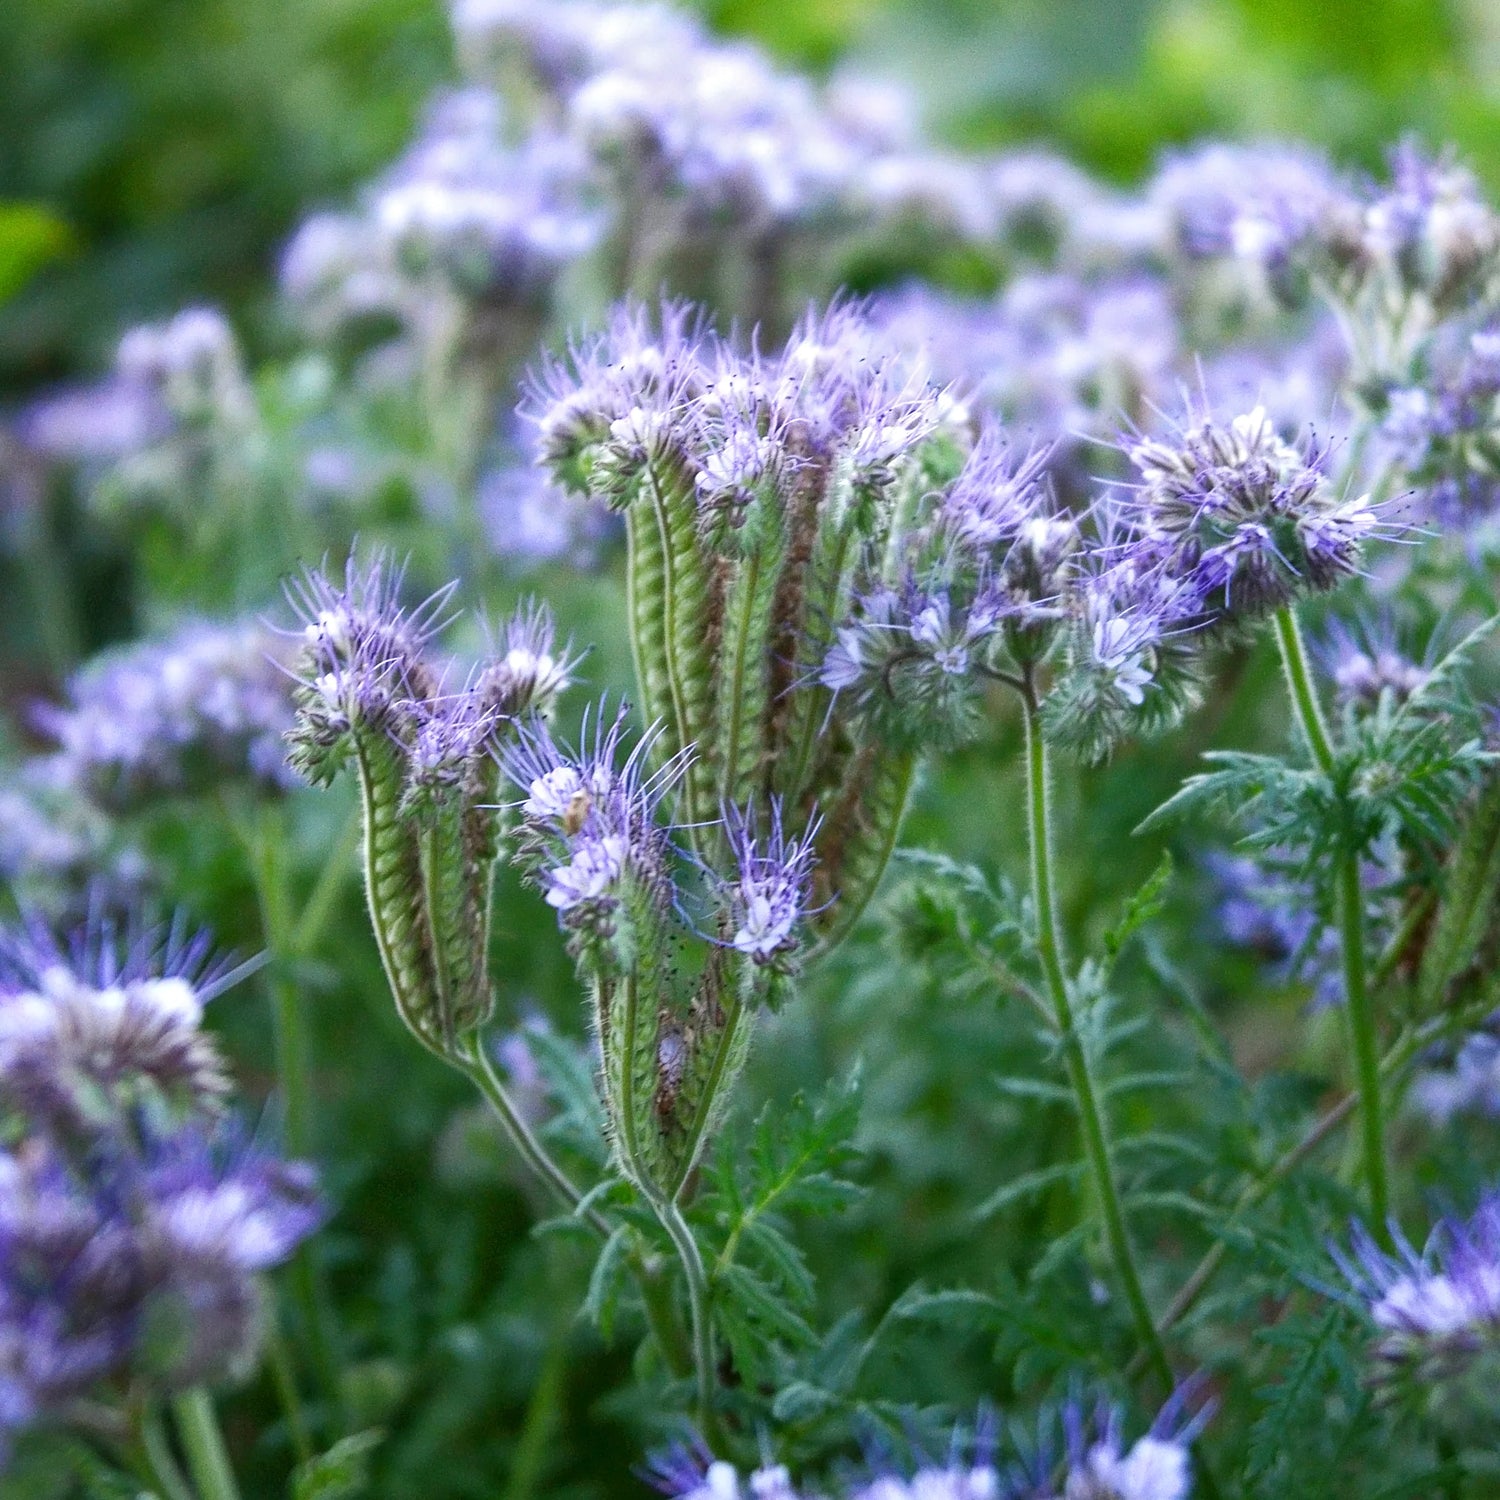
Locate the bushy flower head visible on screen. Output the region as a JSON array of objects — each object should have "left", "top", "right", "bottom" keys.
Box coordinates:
[
  {"left": 0, "top": 911, "right": 255, "bottom": 1134},
  {"left": 1359, "top": 141, "right": 1500, "bottom": 309},
  {"left": 502, "top": 702, "right": 689, "bottom": 939},
  {"left": 283, "top": 555, "right": 456, "bottom": 783},
  {"left": 374, "top": 87, "right": 597, "bottom": 305},
  {"left": 1380, "top": 326, "right": 1500, "bottom": 524},
  {"left": 37, "top": 621, "right": 298, "bottom": 813},
  {"left": 0, "top": 1123, "right": 319, "bottom": 1436},
  {"left": 1127, "top": 404, "right": 1381, "bottom": 623}
]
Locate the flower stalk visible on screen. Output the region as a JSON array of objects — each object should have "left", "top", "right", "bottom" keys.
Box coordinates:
[
  {"left": 1273, "top": 605, "right": 1390, "bottom": 1235},
  {"left": 1022, "top": 683, "right": 1175, "bottom": 1394},
  {"left": 171, "top": 1388, "right": 242, "bottom": 1500}
]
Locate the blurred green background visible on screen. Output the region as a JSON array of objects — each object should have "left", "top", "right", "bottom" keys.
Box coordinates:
[{"left": 3, "top": 0, "right": 1500, "bottom": 396}]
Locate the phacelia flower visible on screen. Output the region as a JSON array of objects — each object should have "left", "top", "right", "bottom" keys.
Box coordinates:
[
  {"left": 502, "top": 704, "right": 689, "bottom": 939},
  {"left": 283, "top": 555, "right": 456, "bottom": 784},
  {"left": 0, "top": 913, "right": 252, "bottom": 1132},
  {"left": 714, "top": 801, "right": 818, "bottom": 970},
  {"left": 1380, "top": 327, "right": 1500, "bottom": 525},
  {"left": 37, "top": 621, "right": 299, "bottom": 813},
  {"left": 1333, "top": 1193, "right": 1500, "bottom": 1389},
  {"left": 1128, "top": 404, "right": 1381, "bottom": 625},
  {"left": 0, "top": 1124, "right": 320, "bottom": 1438}
]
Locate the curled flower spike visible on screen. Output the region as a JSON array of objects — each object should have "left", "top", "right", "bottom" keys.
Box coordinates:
[
  {"left": 713, "top": 801, "right": 820, "bottom": 972},
  {"left": 1042, "top": 530, "right": 1207, "bottom": 764},
  {"left": 285, "top": 556, "right": 552, "bottom": 1052},
  {"left": 475, "top": 598, "right": 577, "bottom": 718},
  {"left": 36, "top": 620, "right": 299, "bottom": 813},
  {"left": 1126, "top": 404, "right": 1385, "bottom": 626},
  {"left": 0, "top": 911, "right": 254, "bottom": 1129},
  {"left": 942, "top": 428, "right": 1057, "bottom": 557},
  {"left": 818, "top": 575, "right": 1017, "bottom": 753},
  {"left": 529, "top": 295, "right": 972, "bottom": 954},
  {"left": 282, "top": 554, "right": 456, "bottom": 785}
]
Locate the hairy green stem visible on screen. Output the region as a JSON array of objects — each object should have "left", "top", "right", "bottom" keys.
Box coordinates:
[
  {"left": 1022, "top": 693, "right": 1175, "bottom": 1394},
  {"left": 171, "top": 1389, "right": 241, "bottom": 1500},
  {"left": 1273, "top": 606, "right": 1390, "bottom": 1235},
  {"left": 651, "top": 1191, "right": 719, "bottom": 1442},
  {"left": 459, "top": 1036, "right": 612, "bottom": 1236},
  {"left": 137, "top": 1405, "right": 196, "bottom": 1500}
]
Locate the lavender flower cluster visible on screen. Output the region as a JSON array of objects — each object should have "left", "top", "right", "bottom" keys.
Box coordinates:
[
  {"left": 0, "top": 917, "right": 318, "bottom": 1445},
  {"left": 36, "top": 619, "right": 299, "bottom": 813},
  {"left": 650, "top": 1390, "right": 1204, "bottom": 1500}
]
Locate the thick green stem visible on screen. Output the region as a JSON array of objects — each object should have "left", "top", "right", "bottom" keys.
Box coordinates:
[
  {"left": 1022, "top": 694, "right": 1174, "bottom": 1394},
  {"left": 171, "top": 1389, "right": 241, "bottom": 1500},
  {"left": 1339, "top": 848, "right": 1389, "bottom": 1230},
  {"left": 651, "top": 1192, "right": 719, "bottom": 1442},
  {"left": 137, "top": 1406, "right": 197, "bottom": 1500},
  {"left": 1273, "top": 606, "right": 1390, "bottom": 1235}
]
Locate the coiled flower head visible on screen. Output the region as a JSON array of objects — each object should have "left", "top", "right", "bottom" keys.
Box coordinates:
[
  {"left": 1127, "top": 405, "right": 1381, "bottom": 626},
  {"left": 38, "top": 621, "right": 298, "bottom": 813},
  {"left": 0, "top": 914, "right": 246, "bottom": 1134}
]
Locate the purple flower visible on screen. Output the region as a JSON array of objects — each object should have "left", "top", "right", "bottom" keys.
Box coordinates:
[
  {"left": 373, "top": 88, "right": 597, "bottom": 306},
  {"left": 1317, "top": 618, "right": 1429, "bottom": 712},
  {"left": 36, "top": 621, "right": 299, "bottom": 813},
  {"left": 1360, "top": 141, "right": 1499, "bottom": 306},
  {"left": 1332, "top": 1192, "right": 1500, "bottom": 1383},
  {"left": 529, "top": 297, "right": 951, "bottom": 512},
  {"left": 283, "top": 555, "right": 457, "bottom": 782},
  {"left": 502, "top": 703, "right": 690, "bottom": 930},
  {"left": 1127, "top": 403, "right": 1382, "bottom": 623},
  {"left": 715, "top": 801, "right": 818, "bottom": 968},
  {"left": 818, "top": 575, "right": 1014, "bottom": 751},
  {"left": 0, "top": 1123, "right": 320, "bottom": 1431},
  {"left": 0, "top": 911, "right": 251, "bottom": 1131},
  {"left": 1056, "top": 1389, "right": 1204, "bottom": 1500},
  {"left": 942, "top": 428, "right": 1057, "bottom": 557},
  {"left": 475, "top": 599, "right": 577, "bottom": 718},
  {"left": 1379, "top": 325, "right": 1500, "bottom": 525},
  {"left": 647, "top": 1389, "right": 1205, "bottom": 1500},
  {"left": 1149, "top": 141, "right": 1352, "bottom": 295}
]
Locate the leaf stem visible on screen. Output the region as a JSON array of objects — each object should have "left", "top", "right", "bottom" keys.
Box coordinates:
[
  {"left": 171, "top": 1388, "right": 241, "bottom": 1500},
  {"left": 1021, "top": 689, "right": 1174, "bottom": 1394},
  {"left": 1273, "top": 606, "right": 1390, "bottom": 1235}
]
